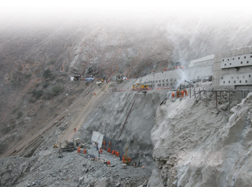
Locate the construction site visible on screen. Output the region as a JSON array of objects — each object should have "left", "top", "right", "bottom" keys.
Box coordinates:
[
  {"left": 1, "top": 7, "right": 252, "bottom": 187},
  {"left": 0, "top": 45, "right": 252, "bottom": 187}
]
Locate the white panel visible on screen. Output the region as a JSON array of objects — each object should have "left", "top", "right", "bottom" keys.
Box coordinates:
[
  {"left": 91, "top": 131, "right": 104, "bottom": 148},
  {"left": 220, "top": 73, "right": 252, "bottom": 86},
  {"left": 221, "top": 54, "right": 252, "bottom": 69}
]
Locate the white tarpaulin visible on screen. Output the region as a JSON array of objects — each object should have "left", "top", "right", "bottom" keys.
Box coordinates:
[{"left": 91, "top": 131, "right": 103, "bottom": 148}]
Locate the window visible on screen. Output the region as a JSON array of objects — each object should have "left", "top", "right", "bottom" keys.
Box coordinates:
[
  {"left": 222, "top": 59, "right": 225, "bottom": 61},
  {"left": 249, "top": 75, "right": 251, "bottom": 77},
  {"left": 166, "top": 83, "right": 169, "bottom": 86},
  {"left": 163, "top": 84, "right": 165, "bottom": 86},
  {"left": 171, "top": 83, "right": 173, "bottom": 86},
  {"left": 231, "top": 77, "right": 233, "bottom": 79},
  {"left": 221, "top": 77, "right": 223, "bottom": 79},
  {"left": 241, "top": 61, "right": 243, "bottom": 64},
  {"left": 238, "top": 57, "right": 240, "bottom": 59},
  {"left": 225, "top": 64, "right": 226, "bottom": 66},
  {"left": 227, "top": 59, "right": 229, "bottom": 61},
  {"left": 233, "top": 58, "right": 235, "bottom": 60},
  {"left": 237, "top": 77, "right": 239, "bottom": 79},
  {"left": 223, "top": 81, "right": 225, "bottom": 84},
  {"left": 246, "top": 80, "right": 248, "bottom": 83},
  {"left": 230, "top": 63, "right": 232, "bottom": 65},
  {"left": 229, "top": 81, "right": 230, "bottom": 83},
  {"left": 244, "top": 56, "right": 246, "bottom": 59},
  {"left": 166, "top": 79, "right": 168, "bottom": 82},
  {"left": 250, "top": 55, "right": 252, "bottom": 58},
  {"left": 171, "top": 79, "right": 173, "bottom": 81},
  {"left": 159, "top": 80, "right": 161, "bottom": 82},
  {"left": 240, "top": 81, "right": 241, "bottom": 83},
  {"left": 162, "top": 80, "right": 164, "bottom": 82},
  {"left": 234, "top": 81, "right": 236, "bottom": 83},
  {"left": 247, "top": 61, "right": 249, "bottom": 64}
]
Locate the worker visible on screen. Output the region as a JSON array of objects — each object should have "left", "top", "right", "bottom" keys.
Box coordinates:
[
  {"left": 181, "top": 90, "right": 184, "bottom": 97},
  {"left": 107, "top": 161, "right": 110, "bottom": 166},
  {"left": 112, "top": 150, "right": 115, "bottom": 155},
  {"left": 100, "top": 147, "right": 103, "bottom": 154},
  {"left": 109, "top": 142, "right": 111, "bottom": 147},
  {"left": 177, "top": 90, "right": 180, "bottom": 98},
  {"left": 95, "top": 142, "right": 98, "bottom": 150},
  {"left": 98, "top": 150, "right": 101, "bottom": 157},
  {"left": 184, "top": 89, "right": 188, "bottom": 96},
  {"left": 74, "top": 128, "right": 76, "bottom": 132},
  {"left": 128, "top": 157, "right": 131, "bottom": 164},
  {"left": 172, "top": 92, "right": 175, "bottom": 98}
]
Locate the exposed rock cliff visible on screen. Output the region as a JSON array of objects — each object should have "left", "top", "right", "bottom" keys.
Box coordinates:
[{"left": 150, "top": 91, "right": 252, "bottom": 187}]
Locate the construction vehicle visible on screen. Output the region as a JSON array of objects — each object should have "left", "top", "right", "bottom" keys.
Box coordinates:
[
  {"left": 132, "top": 83, "right": 149, "bottom": 91},
  {"left": 116, "top": 74, "right": 124, "bottom": 83},
  {"left": 61, "top": 140, "right": 76, "bottom": 152},
  {"left": 123, "top": 146, "right": 130, "bottom": 165},
  {"left": 132, "top": 82, "right": 153, "bottom": 92},
  {"left": 85, "top": 78, "right": 94, "bottom": 82},
  {"left": 96, "top": 81, "right": 102, "bottom": 86}
]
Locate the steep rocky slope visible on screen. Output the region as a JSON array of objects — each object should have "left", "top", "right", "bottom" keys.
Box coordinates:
[
  {"left": 80, "top": 91, "right": 166, "bottom": 160},
  {"left": 150, "top": 90, "right": 252, "bottom": 187},
  {"left": 1, "top": 10, "right": 252, "bottom": 187},
  {"left": 0, "top": 85, "right": 165, "bottom": 187},
  {"left": 0, "top": 20, "right": 173, "bottom": 157}
]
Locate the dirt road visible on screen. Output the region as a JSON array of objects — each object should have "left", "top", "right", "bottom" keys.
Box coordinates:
[{"left": 57, "top": 83, "right": 111, "bottom": 142}]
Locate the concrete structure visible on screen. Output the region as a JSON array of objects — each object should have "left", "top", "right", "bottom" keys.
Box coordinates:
[
  {"left": 134, "top": 46, "right": 252, "bottom": 91},
  {"left": 135, "top": 55, "right": 214, "bottom": 89},
  {"left": 186, "top": 54, "right": 214, "bottom": 80},
  {"left": 212, "top": 46, "right": 252, "bottom": 90},
  {"left": 136, "top": 70, "right": 181, "bottom": 89}
]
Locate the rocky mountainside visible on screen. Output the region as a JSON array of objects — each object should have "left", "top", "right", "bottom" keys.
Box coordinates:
[
  {"left": 0, "top": 18, "right": 173, "bottom": 157},
  {"left": 150, "top": 88, "right": 252, "bottom": 187},
  {"left": 1, "top": 10, "right": 252, "bottom": 187}
]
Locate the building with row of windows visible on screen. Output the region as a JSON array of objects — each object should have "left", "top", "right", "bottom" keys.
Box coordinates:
[
  {"left": 213, "top": 46, "right": 252, "bottom": 90},
  {"left": 136, "top": 55, "right": 214, "bottom": 89},
  {"left": 135, "top": 46, "right": 252, "bottom": 90}
]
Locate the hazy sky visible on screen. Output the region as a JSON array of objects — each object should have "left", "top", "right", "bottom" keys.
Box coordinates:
[
  {"left": 1, "top": 0, "right": 250, "bottom": 14},
  {"left": 0, "top": 0, "right": 251, "bottom": 27}
]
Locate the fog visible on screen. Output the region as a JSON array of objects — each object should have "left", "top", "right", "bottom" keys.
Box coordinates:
[
  {"left": 1, "top": 0, "right": 251, "bottom": 30},
  {"left": 1, "top": 0, "right": 252, "bottom": 64}
]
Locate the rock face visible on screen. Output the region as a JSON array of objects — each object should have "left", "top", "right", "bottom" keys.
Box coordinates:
[
  {"left": 0, "top": 157, "right": 32, "bottom": 187},
  {"left": 150, "top": 92, "right": 252, "bottom": 187},
  {"left": 80, "top": 91, "right": 166, "bottom": 160}
]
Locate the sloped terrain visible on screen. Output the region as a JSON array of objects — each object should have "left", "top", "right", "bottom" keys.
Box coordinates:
[
  {"left": 1, "top": 10, "right": 252, "bottom": 187},
  {"left": 150, "top": 90, "right": 252, "bottom": 187},
  {"left": 80, "top": 91, "right": 166, "bottom": 159}
]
